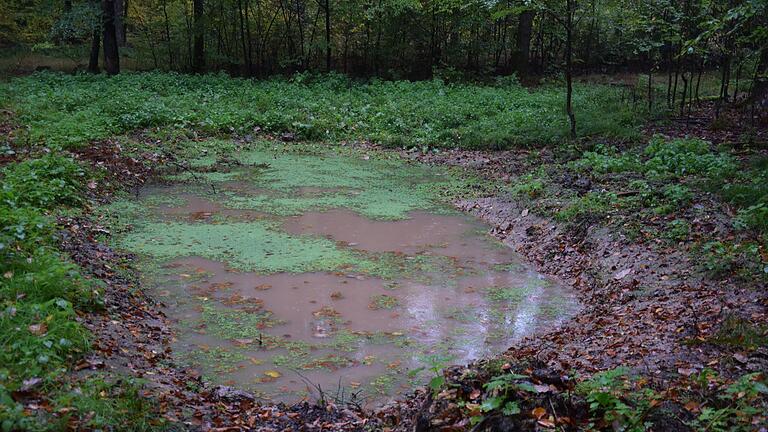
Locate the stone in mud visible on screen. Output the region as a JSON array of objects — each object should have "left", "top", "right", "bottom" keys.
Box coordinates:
[{"left": 211, "top": 385, "right": 255, "bottom": 402}]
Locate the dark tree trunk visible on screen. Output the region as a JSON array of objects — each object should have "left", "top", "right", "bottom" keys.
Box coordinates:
[
  {"left": 647, "top": 69, "right": 653, "bottom": 113},
  {"left": 113, "top": 0, "right": 125, "bottom": 46},
  {"left": 102, "top": 0, "right": 120, "bottom": 75},
  {"left": 565, "top": 0, "right": 576, "bottom": 139},
  {"left": 192, "top": 0, "right": 205, "bottom": 72},
  {"left": 324, "top": 0, "right": 331, "bottom": 72},
  {"left": 88, "top": 26, "right": 100, "bottom": 73},
  {"left": 162, "top": 0, "right": 173, "bottom": 69},
  {"left": 512, "top": 9, "right": 534, "bottom": 77}
]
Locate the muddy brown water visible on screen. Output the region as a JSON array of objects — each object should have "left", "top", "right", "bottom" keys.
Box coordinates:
[{"left": 139, "top": 188, "right": 578, "bottom": 405}]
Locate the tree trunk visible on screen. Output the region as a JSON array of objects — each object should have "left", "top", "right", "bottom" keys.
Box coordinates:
[
  {"left": 647, "top": 69, "right": 653, "bottom": 113},
  {"left": 114, "top": 0, "right": 125, "bottom": 46},
  {"left": 512, "top": 9, "right": 534, "bottom": 77},
  {"left": 192, "top": 0, "right": 205, "bottom": 72},
  {"left": 102, "top": 0, "right": 120, "bottom": 75},
  {"left": 324, "top": 0, "right": 331, "bottom": 72},
  {"left": 162, "top": 0, "right": 173, "bottom": 69},
  {"left": 565, "top": 0, "right": 576, "bottom": 139},
  {"left": 88, "top": 26, "right": 100, "bottom": 73}
]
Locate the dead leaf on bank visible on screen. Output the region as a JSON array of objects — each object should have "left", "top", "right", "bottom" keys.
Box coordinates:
[
  {"left": 29, "top": 323, "right": 47, "bottom": 335},
  {"left": 264, "top": 370, "right": 281, "bottom": 378},
  {"left": 532, "top": 407, "right": 547, "bottom": 419},
  {"left": 537, "top": 418, "right": 556, "bottom": 428},
  {"left": 684, "top": 401, "right": 701, "bottom": 413},
  {"left": 614, "top": 268, "right": 632, "bottom": 280}
]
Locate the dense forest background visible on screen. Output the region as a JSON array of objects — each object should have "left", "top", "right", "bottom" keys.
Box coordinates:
[{"left": 1, "top": 0, "right": 766, "bottom": 87}]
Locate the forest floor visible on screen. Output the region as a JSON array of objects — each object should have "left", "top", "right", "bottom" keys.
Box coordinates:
[{"left": 1, "top": 74, "right": 767, "bottom": 431}]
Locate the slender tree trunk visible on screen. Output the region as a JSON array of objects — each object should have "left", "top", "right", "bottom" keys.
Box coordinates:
[
  {"left": 114, "top": 0, "right": 125, "bottom": 46},
  {"left": 647, "top": 68, "right": 653, "bottom": 113},
  {"left": 192, "top": 0, "right": 205, "bottom": 72},
  {"left": 102, "top": 0, "right": 120, "bottom": 75},
  {"left": 123, "top": 0, "right": 128, "bottom": 44},
  {"left": 324, "top": 0, "right": 331, "bottom": 72},
  {"left": 162, "top": 0, "right": 173, "bottom": 69},
  {"left": 88, "top": 26, "right": 100, "bottom": 73},
  {"left": 565, "top": 0, "right": 576, "bottom": 139},
  {"left": 695, "top": 58, "right": 704, "bottom": 102}
]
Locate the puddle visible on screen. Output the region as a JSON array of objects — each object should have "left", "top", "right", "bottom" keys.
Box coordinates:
[{"left": 106, "top": 148, "right": 578, "bottom": 405}]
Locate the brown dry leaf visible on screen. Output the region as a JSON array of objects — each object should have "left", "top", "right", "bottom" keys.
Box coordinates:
[
  {"left": 264, "top": 370, "right": 281, "bottom": 378},
  {"left": 469, "top": 389, "right": 481, "bottom": 400},
  {"left": 684, "top": 401, "right": 701, "bottom": 413},
  {"left": 532, "top": 407, "right": 547, "bottom": 419},
  {"left": 537, "top": 418, "right": 556, "bottom": 428},
  {"left": 28, "top": 323, "right": 47, "bottom": 335}
]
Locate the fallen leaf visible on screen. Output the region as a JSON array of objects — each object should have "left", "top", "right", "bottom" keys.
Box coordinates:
[
  {"left": 264, "top": 370, "right": 281, "bottom": 378},
  {"left": 28, "top": 323, "right": 47, "bottom": 335},
  {"left": 532, "top": 407, "right": 547, "bottom": 419}
]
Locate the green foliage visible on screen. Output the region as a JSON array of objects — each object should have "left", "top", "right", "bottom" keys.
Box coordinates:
[
  {"left": 576, "top": 368, "right": 657, "bottom": 431},
  {"left": 698, "top": 240, "right": 767, "bottom": 281},
  {"left": 643, "top": 136, "right": 736, "bottom": 180},
  {"left": 50, "top": 375, "right": 162, "bottom": 431},
  {"left": 0, "top": 249, "right": 101, "bottom": 308},
  {"left": 556, "top": 191, "right": 617, "bottom": 222},
  {"left": 0, "top": 206, "right": 53, "bottom": 258},
  {"left": 686, "top": 371, "right": 768, "bottom": 432},
  {"left": 508, "top": 169, "right": 548, "bottom": 198},
  {"left": 708, "top": 316, "right": 768, "bottom": 350},
  {"left": 663, "top": 219, "right": 691, "bottom": 242},
  {"left": 0, "top": 299, "right": 91, "bottom": 390},
  {"left": 570, "top": 144, "right": 641, "bottom": 174},
  {"left": 1, "top": 72, "right": 643, "bottom": 150},
  {"left": 1, "top": 154, "right": 85, "bottom": 210}
]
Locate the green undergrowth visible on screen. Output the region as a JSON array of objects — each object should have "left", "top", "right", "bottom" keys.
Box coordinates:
[
  {"left": 463, "top": 364, "right": 767, "bottom": 431},
  {"left": 2, "top": 71, "right": 644, "bottom": 150},
  {"left": 0, "top": 152, "right": 163, "bottom": 429},
  {"left": 556, "top": 136, "right": 766, "bottom": 282}
]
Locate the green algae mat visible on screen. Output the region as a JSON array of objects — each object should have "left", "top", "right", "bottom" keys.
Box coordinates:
[{"left": 100, "top": 141, "right": 578, "bottom": 403}]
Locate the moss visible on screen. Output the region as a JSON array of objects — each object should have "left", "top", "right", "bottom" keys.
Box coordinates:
[
  {"left": 118, "top": 220, "right": 353, "bottom": 274},
  {"left": 369, "top": 294, "right": 400, "bottom": 310},
  {"left": 484, "top": 286, "right": 533, "bottom": 303},
  {"left": 200, "top": 301, "right": 282, "bottom": 339},
  {"left": 180, "top": 346, "right": 248, "bottom": 374}
]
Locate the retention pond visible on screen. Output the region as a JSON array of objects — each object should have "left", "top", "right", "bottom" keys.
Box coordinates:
[{"left": 103, "top": 143, "right": 578, "bottom": 404}]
